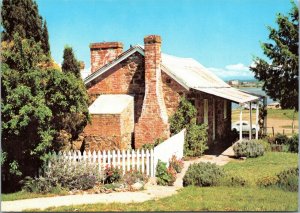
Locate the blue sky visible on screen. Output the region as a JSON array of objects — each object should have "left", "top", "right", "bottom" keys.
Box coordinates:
[{"left": 36, "top": 0, "right": 292, "bottom": 80}]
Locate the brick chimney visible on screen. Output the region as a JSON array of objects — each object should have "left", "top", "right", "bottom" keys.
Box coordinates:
[
  {"left": 135, "top": 35, "right": 170, "bottom": 148},
  {"left": 90, "top": 42, "right": 123, "bottom": 73}
]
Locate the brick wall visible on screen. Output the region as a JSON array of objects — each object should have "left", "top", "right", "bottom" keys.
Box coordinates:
[
  {"left": 86, "top": 52, "right": 145, "bottom": 123},
  {"left": 90, "top": 42, "right": 123, "bottom": 73},
  {"left": 135, "top": 35, "right": 170, "bottom": 148}
]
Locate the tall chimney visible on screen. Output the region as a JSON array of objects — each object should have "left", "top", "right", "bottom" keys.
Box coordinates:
[
  {"left": 90, "top": 42, "right": 123, "bottom": 73},
  {"left": 135, "top": 35, "right": 170, "bottom": 148}
]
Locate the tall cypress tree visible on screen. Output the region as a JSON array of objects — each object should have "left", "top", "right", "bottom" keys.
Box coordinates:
[
  {"left": 62, "top": 46, "right": 81, "bottom": 78},
  {"left": 1, "top": 0, "right": 43, "bottom": 43},
  {"left": 41, "top": 20, "right": 50, "bottom": 55}
]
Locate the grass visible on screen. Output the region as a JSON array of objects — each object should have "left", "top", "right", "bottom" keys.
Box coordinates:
[
  {"left": 30, "top": 186, "right": 298, "bottom": 212},
  {"left": 26, "top": 152, "right": 298, "bottom": 212},
  {"left": 223, "top": 152, "right": 298, "bottom": 185},
  {"left": 2, "top": 190, "right": 68, "bottom": 201},
  {"left": 231, "top": 108, "right": 298, "bottom": 121}
]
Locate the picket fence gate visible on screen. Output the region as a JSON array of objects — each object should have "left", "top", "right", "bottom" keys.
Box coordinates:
[{"left": 49, "top": 149, "right": 156, "bottom": 177}]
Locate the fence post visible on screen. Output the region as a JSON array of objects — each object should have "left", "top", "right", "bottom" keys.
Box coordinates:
[
  {"left": 103, "top": 150, "right": 107, "bottom": 168},
  {"left": 97, "top": 151, "right": 101, "bottom": 173},
  {"left": 112, "top": 150, "right": 116, "bottom": 167},
  {"left": 150, "top": 149, "right": 154, "bottom": 177},
  {"left": 136, "top": 149, "right": 140, "bottom": 172},
  {"left": 127, "top": 149, "right": 131, "bottom": 171},
  {"left": 83, "top": 151, "right": 87, "bottom": 162},
  {"left": 77, "top": 150, "right": 82, "bottom": 162},
  {"left": 122, "top": 150, "right": 126, "bottom": 174},
  {"left": 131, "top": 149, "right": 135, "bottom": 171},
  {"left": 146, "top": 149, "right": 150, "bottom": 176},
  {"left": 141, "top": 149, "right": 145, "bottom": 173},
  {"left": 117, "top": 150, "right": 121, "bottom": 169},
  {"left": 107, "top": 150, "right": 111, "bottom": 166}
]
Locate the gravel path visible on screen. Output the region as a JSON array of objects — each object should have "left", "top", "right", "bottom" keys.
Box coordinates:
[{"left": 2, "top": 145, "right": 235, "bottom": 212}]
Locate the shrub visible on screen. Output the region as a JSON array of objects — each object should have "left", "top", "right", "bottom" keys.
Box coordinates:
[
  {"left": 122, "top": 169, "right": 148, "bottom": 186},
  {"left": 185, "top": 123, "right": 208, "bottom": 157},
  {"left": 156, "top": 160, "right": 176, "bottom": 186},
  {"left": 233, "top": 140, "right": 264, "bottom": 158},
  {"left": 256, "top": 176, "right": 278, "bottom": 188},
  {"left": 169, "top": 155, "right": 184, "bottom": 173},
  {"left": 104, "top": 165, "right": 122, "bottom": 184},
  {"left": 274, "top": 133, "right": 289, "bottom": 144},
  {"left": 141, "top": 138, "right": 164, "bottom": 150},
  {"left": 287, "top": 134, "right": 298, "bottom": 153},
  {"left": 220, "top": 175, "right": 248, "bottom": 187},
  {"left": 22, "top": 160, "right": 101, "bottom": 193},
  {"left": 183, "top": 162, "right": 224, "bottom": 187},
  {"left": 254, "top": 139, "right": 271, "bottom": 152},
  {"left": 276, "top": 167, "right": 298, "bottom": 192}
]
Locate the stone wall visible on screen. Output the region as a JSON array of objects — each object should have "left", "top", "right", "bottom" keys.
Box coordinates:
[{"left": 86, "top": 51, "right": 145, "bottom": 123}]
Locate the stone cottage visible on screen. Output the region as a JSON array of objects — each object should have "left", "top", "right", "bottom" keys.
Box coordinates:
[{"left": 82, "top": 35, "right": 259, "bottom": 151}]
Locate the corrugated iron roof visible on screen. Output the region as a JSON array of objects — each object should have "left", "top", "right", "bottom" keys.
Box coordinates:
[{"left": 84, "top": 45, "right": 260, "bottom": 104}]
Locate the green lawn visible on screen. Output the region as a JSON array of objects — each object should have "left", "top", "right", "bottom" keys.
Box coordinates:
[
  {"left": 2, "top": 190, "right": 68, "bottom": 201},
  {"left": 26, "top": 152, "right": 298, "bottom": 212},
  {"left": 223, "top": 152, "right": 298, "bottom": 185}
]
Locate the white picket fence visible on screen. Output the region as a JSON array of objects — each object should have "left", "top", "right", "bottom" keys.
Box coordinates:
[
  {"left": 49, "top": 148, "right": 155, "bottom": 177},
  {"left": 48, "top": 129, "right": 186, "bottom": 177}
]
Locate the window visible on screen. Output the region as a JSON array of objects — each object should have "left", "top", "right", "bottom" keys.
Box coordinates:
[
  {"left": 224, "top": 100, "right": 227, "bottom": 119},
  {"left": 204, "top": 99, "right": 208, "bottom": 124}
]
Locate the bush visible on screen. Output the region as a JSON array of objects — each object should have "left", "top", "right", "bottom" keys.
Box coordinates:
[
  {"left": 274, "top": 133, "right": 289, "bottom": 145},
  {"left": 156, "top": 160, "right": 176, "bottom": 186},
  {"left": 169, "top": 155, "right": 184, "bottom": 173},
  {"left": 22, "top": 160, "right": 101, "bottom": 193},
  {"left": 287, "top": 134, "right": 298, "bottom": 153},
  {"left": 141, "top": 138, "right": 163, "bottom": 150},
  {"left": 183, "top": 162, "right": 224, "bottom": 187},
  {"left": 254, "top": 139, "right": 271, "bottom": 152},
  {"left": 185, "top": 123, "right": 208, "bottom": 157},
  {"left": 256, "top": 176, "right": 278, "bottom": 188},
  {"left": 104, "top": 165, "right": 122, "bottom": 184},
  {"left": 276, "top": 167, "right": 298, "bottom": 192},
  {"left": 122, "top": 169, "right": 148, "bottom": 186},
  {"left": 220, "top": 175, "right": 248, "bottom": 187},
  {"left": 233, "top": 140, "right": 264, "bottom": 158}
]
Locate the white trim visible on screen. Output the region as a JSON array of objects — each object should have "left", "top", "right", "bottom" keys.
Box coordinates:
[
  {"left": 256, "top": 101, "right": 259, "bottom": 139},
  {"left": 249, "top": 102, "right": 252, "bottom": 140}
]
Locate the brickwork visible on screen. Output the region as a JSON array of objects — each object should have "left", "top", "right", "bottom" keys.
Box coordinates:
[
  {"left": 86, "top": 52, "right": 145, "bottom": 123},
  {"left": 90, "top": 42, "right": 123, "bottom": 73},
  {"left": 135, "top": 35, "right": 170, "bottom": 148},
  {"left": 83, "top": 98, "right": 134, "bottom": 151}
]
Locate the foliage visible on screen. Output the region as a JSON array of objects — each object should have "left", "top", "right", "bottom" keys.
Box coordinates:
[
  {"left": 22, "top": 160, "right": 101, "bottom": 193},
  {"left": 122, "top": 169, "right": 148, "bottom": 186},
  {"left": 253, "top": 139, "right": 271, "bottom": 152},
  {"left": 141, "top": 138, "right": 163, "bottom": 150},
  {"left": 169, "top": 155, "right": 184, "bottom": 173},
  {"left": 62, "top": 46, "right": 81, "bottom": 78},
  {"left": 183, "top": 162, "right": 224, "bottom": 187},
  {"left": 233, "top": 140, "right": 264, "bottom": 158},
  {"left": 169, "top": 97, "right": 197, "bottom": 135},
  {"left": 169, "top": 97, "right": 208, "bottom": 157},
  {"left": 274, "top": 133, "right": 289, "bottom": 144},
  {"left": 287, "top": 133, "right": 298, "bottom": 153},
  {"left": 185, "top": 123, "right": 208, "bottom": 157},
  {"left": 250, "top": 2, "right": 299, "bottom": 110},
  {"left": 155, "top": 160, "right": 176, "bottom": 186},
  {"left": 1, "top": 0, "right": 50, "bottom": 54},
  {"left": 220, "top": 175, "right": 248, "bottom": 187},
  {"left": 256, "top": 176, "right": 279, "bottom": 188},
  {"left": 104, "top": 165, "right": 122, "bottom": 184},
  {"left": 276, "top": 167, "right": 298, "bottom": 192}
]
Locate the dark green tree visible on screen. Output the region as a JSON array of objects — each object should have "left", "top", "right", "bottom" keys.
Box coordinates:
[
  {"left": 61, "top": 46, "right": 81, "bottom": 78},
  {"left": 1, "top": 34, "right": 89, "bottom": 191},
  {"left": 41, "top": 20, "right": 50, "bottom": 55},
  {"left": 250, "top": 2, "right": 299, "bottom": 111},
  {"left": 1, "top": 0, "right": 43, "bottom": 43}
]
